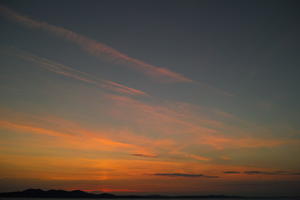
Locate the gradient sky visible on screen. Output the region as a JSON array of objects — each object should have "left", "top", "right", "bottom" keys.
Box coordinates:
[{"left": 0, "top": 0, "right": 300, "bottom": 196}]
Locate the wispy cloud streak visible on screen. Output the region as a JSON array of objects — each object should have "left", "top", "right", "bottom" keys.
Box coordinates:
[
  {"left": 223, "top": 170, "right": 300, "bottom": 176},
  {"left": 153, "top": 173, "right": 218, "bottom": 178},
  {"left": 0, "top": 118, "right": 147, "bottom": 154},
  {"left": 223, "top": 171, "right": 240, "bottom": 174},
  {"left": 106, "top": 94, "right": 300, "bottom": 151},
  {"left": 2, "top": 47, "right": 146, "bottom": 96},
  {"left": 131, "top": 153, "right": 157, "bottom": 158},
  {"left": 0, "top": 5, "right": 192, "bottom": 83},
  {"left": 244, "top": 171, "right": 300, "bottom": 176}
]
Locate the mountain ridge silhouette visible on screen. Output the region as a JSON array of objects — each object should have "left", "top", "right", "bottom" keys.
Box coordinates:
[
  {"left": 0, "top": 188, "right": 298, "bottom": 199},
  {"left": 0, "top": 188, "right": 245, "bottom": 198}
]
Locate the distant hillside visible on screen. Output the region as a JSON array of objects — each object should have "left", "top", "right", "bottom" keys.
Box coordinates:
[
  {"left": 0, "top": 189, "right": 115, "bottom": 198},
  {"left": 0, "top": 188, "right": 245, "bottom": 198}
]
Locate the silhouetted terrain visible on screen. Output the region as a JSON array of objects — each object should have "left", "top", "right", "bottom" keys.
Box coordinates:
[
  {"left": 0, "top": 189, "right": 244, "bottom": 198},
  {"left": 0, "top": 189, "right": 114, "bottom": 198},
  {"left": 1, "top": 189, "right": 299, "bottom": 199}
]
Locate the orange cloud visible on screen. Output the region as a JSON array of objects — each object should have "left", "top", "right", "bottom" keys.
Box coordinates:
[
  {"left": 196, "top": 135, "right": 299, "bottom": 150},
  {"left": 0, "top": 5, "right": 192, "bottom": 83},
  {"left": 105, "top": 94, "right": 300, "bottom": 151},
  {"left": 0, "top": 119, "right": 148, "bottom": 155},
  {"left": 0, "top": 109, "right": 213, "bottom": 163},
  {"left": 171, "top": 151, "right": 211, "bottom": 161},
  {"left": 1, "top": 145, "right": 295, "bottom": 184},
  {"left": 106, "top": 94, "right": 217, "bottom": 135},
  {"left": 0, "top": 120, "right": 69, "bottom": 138}
]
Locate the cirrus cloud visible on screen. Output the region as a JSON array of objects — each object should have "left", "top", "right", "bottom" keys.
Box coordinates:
[
  {"left": 0, "top": 5, "right": 192, "bottom": 83},
  {"left": 0, "top": 47, "right": 147, "bottom": 96}
]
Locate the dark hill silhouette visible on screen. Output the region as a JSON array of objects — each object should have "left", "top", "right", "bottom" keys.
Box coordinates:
[
  {"left": 0, "top": 189, "right": 245, "bottom": 198},
  {"left": 0, "top": 189, "right": 115, "bottom": 198},
  {"left": 1, "top": 188, "right": 295, "bottom": 199},
  {"left": 0, "top": 189, "right": 246, "bottom": 199}
]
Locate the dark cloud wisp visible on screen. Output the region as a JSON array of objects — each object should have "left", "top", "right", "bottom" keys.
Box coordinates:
[
  {"left": 223, "top": 171, "right": 240, "bottom": 174},
  {"left": 131, "top": 153, "right": 157, "bottom": 158},
  {"left": 153, "top": 173, "right": 218, "bottom": 178}
]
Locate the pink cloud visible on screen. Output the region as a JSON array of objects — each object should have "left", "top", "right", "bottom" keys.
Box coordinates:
[
  {"left": 0, "top": 5, "right": 192, "bottom": 83},
  {"left": 4, "top": 47, "right": 147, "bottom": 96}
]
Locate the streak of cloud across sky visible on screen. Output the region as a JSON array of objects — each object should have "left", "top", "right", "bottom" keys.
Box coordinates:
[{"left": 0, "top": 0, "right": 300, "bottom": 197}]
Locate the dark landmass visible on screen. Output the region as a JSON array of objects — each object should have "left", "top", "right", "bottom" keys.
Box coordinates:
[
  {"left": 0, "top": 189, "right": 242, "bottom": 198},
  {"left": 0, "top": 189, "right": 297, "bottom": 199}
]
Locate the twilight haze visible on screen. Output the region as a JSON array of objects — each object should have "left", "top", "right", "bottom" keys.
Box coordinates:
[{"left": 0, "top": 0, "right": 299, "bottom": 197}]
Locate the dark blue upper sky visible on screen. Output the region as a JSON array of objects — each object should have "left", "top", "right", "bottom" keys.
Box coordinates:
[{"left": 0, "top": 0, "right": 300, "bottom": 195}]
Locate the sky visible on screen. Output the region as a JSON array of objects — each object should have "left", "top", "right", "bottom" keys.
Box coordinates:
[{"left": 0, "top": 0, "right": 300, "bottom": 196}]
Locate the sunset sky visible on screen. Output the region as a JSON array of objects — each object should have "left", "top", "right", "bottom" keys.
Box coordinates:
[{"left": 0, "top": 0, "right": 300, "bottom": 196}]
